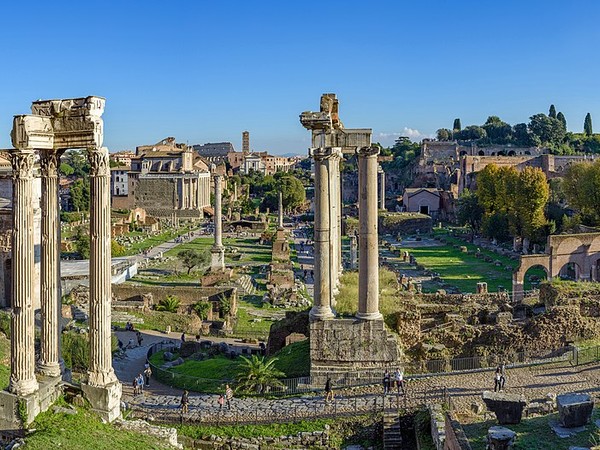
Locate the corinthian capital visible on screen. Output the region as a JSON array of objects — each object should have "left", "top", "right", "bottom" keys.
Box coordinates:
[
  {"left": 10, "top": 151, "right": 36, "bottom": 180},
  {"left": 356, "top": 145, "right": 380, "bottom": 158},
  {"left": 88, "top": 147, "right": 110, "bottom": 177},
  {"left": 39, "top": 150, "right": 62, "bottom": 178}
]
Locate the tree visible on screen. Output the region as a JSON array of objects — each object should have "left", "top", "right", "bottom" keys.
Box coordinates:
[
  {"left": 60, "top": 163, "right": 75, "bottom": 177},
  {"left": 512, "top": 123, "right": 539, "bottom": 147},
  {"left": 453, "top": 118, "right": 462, "bottom": 132},
  {"left": 70, "top": 178, "right": 90, "bottom": 212},
  {"left": 549, "top": 104, "right": 557, "bottom": 119},
  {"left": 74, "top": 226, "right": 90, "bottom": 259},
  {"left": 236, "top": 355, "right": 284, "bottom": 393},
  {"left": 155, "top": 295, "right": 181, "bottom": 313},
  {"left": 528, "top": 113, "right": 566, "bottom": 147},
  {"left": 482, "top": 116, "right": 512, "bottom": 144},
  {"left": 177, "top": 248, "right": 209, "bottom": 274},
  {"left": 563, "top": 160, "right": 600, "bottom": 225},
  {"left": 456, "top": 189, "right": 484, "bottom": 241},
  {"left": 455, "top": 125, "right": 487, "bottom": 141},
  {"left": 436, "top": 128, "right": 452, "bottom": 141},
  {"left": 557, "top": 112, "right": 567, "bottom": 130},
  {"left": 584, "top": 113, "right": 593, "bottom": 136},
  {"left": 512, "top": 167, "right": 549, "bottom": 241}
]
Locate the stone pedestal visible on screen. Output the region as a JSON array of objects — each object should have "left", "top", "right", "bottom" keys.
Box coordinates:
[
  {"left": 557, "top": 393, "right": 593, "bottom": 427},
  {"left": 356, "top": 146, "right": 382, "bottom": 321},
  {"left": 82, "top": 381, "right": 122, "bottom": 423},
  {"left": 477, "top": 282, "right": 488, "bottom": 294},
  {"left": 482, "top": 391, "right": 526, "bottom": 425},
  {"left": 487, "top": 426, "right": 516, "bottom": 450},
  {"left": 210, "top": 247, "right": 225, "bottom": 271}
]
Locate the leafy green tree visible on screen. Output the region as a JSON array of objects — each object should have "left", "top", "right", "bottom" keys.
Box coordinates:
[
  {"left": 557, "top": 112, "right": 567, "bottom": 129},
  {"left": 584, "top": 113, "right": 593, "bottom": 136},
  {"left": 453, "top": 118, "right": 462, "bottom": 132},
  {"left": 155, "top": 295, "right": 181, "bottom": 313},
  {"left": 512, "top": 167, "right": 550, "bottom": 241},
  {"left": 528, "top": 113, "right": 566, "bottom": 147},
  {"left": 563, "top": 160, "right": 600, "bottom": 225},
  {"left": 512, "top": 123, "right": 539, "bottom": 147},
  {"left": 482, "top": 116, "right": 512, "bottom": 144},
  {"left": 549, "top": 104, "right": 557, "bottom": 119},
  {"left": 70, "top": 178, "right": 90, "bottom": 212},
  {"left": 236, "top": 355, "right": 285, "bottom": 393},
  {"left": 74, "top": 226, "right": 90, "bottom": 259},
  {"left": 59, "top": 163, "right": 75, "bottom": 177},
  {"left": 455, "top": 125, "right": 487, "bottom": 141},
  {"left": 218, "top": 294, "right": 232, "bottom": 317},
  {"left": 111, "top": 240, "right": 126, "bottom": 257},
  {"left": 436, "top": 128, "right": 452, "bottom": 141},
  {"left": 177, "top": 248, "right": 209, "bottom": 274},
  {"left": 456, "top": 189, "right": 484, "bottom": 241}
]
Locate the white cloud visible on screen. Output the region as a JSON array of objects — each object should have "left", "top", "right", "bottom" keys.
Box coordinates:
[{"left": 377, "top": 127, "right": 433, "bottom": 145}]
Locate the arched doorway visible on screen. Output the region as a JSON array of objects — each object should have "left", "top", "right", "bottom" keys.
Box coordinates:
[
  {"left": 523, "top": 264, "right": 548, "bottom": 291},
  {"left": 558, "top": 262, "right": 581, "bottom": 280},
  {"left": 478, "top": 150, "right": 485, "bottom": 156},
  {"left": 593, "top": 257, "right": 600, "bottom": 282}
]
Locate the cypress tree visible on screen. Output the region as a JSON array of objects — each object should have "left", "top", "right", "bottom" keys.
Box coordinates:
[
  {"left": 549, "top": 104, "right": 557, "bottom": 119},
  {"left": 584, "top": 113, "right": 593, "bottom": 136},
  {"left": 453, "top": 118, "right": 461, "bottom": 132},
  {"left": 557, "top": 111, "right": 567, "bottom": 129}
]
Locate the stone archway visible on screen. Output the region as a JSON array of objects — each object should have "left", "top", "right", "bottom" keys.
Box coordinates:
[
  {"left": 523, "top": 264, "right": 548, "bottom": 291},
  {"left": 558, "top": 261, "right": 582, "bottom": 280}
]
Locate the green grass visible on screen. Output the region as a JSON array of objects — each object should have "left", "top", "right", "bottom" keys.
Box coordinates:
[
  {"left": 463, "top": 411, "right": 600, "bottom": 449},
  {"left": 0, "top": 334, "right": 9, "bottom": 389},
  {"left": 233, "top": 307, "right": 275, "bottom": 338},
  {"left": 336, "top": 268, "right": 402, "bottom": 317},
  {"left": 164, "top": 236, "right": 272, "bottom": 265},
  {"left": 271, "top": 339, "right": 310, "bottom": 378},
  {"left": 25, "top": 401, "right": 174, "bottom": 450},
  {"left": 114, "top": 310, "right": 199, "bottom": 333}
]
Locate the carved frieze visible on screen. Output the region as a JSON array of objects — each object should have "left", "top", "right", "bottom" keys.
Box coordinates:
[
  {"left": 31, "top": 96, "right": 105, "bottom": 118},
  {"left": 11, "top": 115, "right": 54, "bottom": 150}
]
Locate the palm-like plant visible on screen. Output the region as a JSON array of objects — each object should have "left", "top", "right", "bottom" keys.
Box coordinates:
[
  {"left": 155, "top": 295, "right": 181, "bottom": 313},
  {"left": 236, "top": 355, "right": 285, "bottom": 394}
]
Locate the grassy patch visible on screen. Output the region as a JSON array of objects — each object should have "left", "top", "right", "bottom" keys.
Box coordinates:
[
  {"left": 176, "top": 419, "right": 335, "bottom": 439},
  {"left": 25, "top": 402, "right": 173, "bottom": 450},
  {"left": 0, "top": 334, "right": 10, "bottom": 390},
  {"left": 114, "top": 310, "right": 199, "bottom": 333},
  {"left": 272, "top": 339, "right": 310, "bottom": 378},
  {"left": 336, "top": 268, "right": 401, "bottom": 317},
  {"left": 463, "top": 411, "right": 600, "bottom": 450}
]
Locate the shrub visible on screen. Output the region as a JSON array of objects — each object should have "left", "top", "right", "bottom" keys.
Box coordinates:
[
  {"left": 193, "top": 301, "right": 211, "bottom": 320},
  {"left": 155, "top": 295, "right": 181, "bottom": 313},
  {"left": 62, "top": 332, "right": 89, "bottom": 371}
]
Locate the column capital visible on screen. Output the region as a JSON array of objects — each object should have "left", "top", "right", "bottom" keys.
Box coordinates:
[
  {"left": 9, "top": 150, "right": 36, "bottom": 180},
  {"left": 356, "top": 145, "right": 380, "bottom": 158},
  {"left": 313, "top": 147, "right": 343, "bottom": 161},
  {"left": 87, "top": 147, "right": 110, "bottom": 177},
  {"left": 39, "top": 149, "right": 64, "bottom": 178}
]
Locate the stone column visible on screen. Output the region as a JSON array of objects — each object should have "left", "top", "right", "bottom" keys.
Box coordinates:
[
  {"left": 349, "top": 233, "right": 358, "bottom": 270},
  {"left": 310, "top": 148, "right": 334, "bottom": 320},
  {"left": 8, "top": 150, "right": 39, "bottom": 396},
  {"left": 356, "top": 146, "right": 382, "bottom": 321},
  {"left": 337, "top": 156, "right": 343, "bottom": 279},
  {"left": 211, "top": 174, "right": 225, "bottom": 270},
  {"left": 37, "top": 149, "right": 63, "bottom": 378},
  {"left": 328, "top": 149, "right": 341, "bottom": 294},
  {"left": 379, "top": 166, "right": 386, "bottom": 211},
  {"left": 87, "top": 147, "right": 118, "bottom": 387},
  {"left": 278, "top": 191, "right": 284, "bottom": 230}
]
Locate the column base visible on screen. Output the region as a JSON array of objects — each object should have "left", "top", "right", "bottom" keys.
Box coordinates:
[
  {"left": 37, "top": 361, "right": 62, "bottom": 378},
  {"left": 82, "top": 380, "right": 122, "bottom": 423},
  {"left": 309, "top": 306, "right": 335, "bottom": 321},
  {"left": 356, "top": 311, "right": 383, "bottom": 321},
  {"left": 8, "top": 376, "right": 39, "bottom": 397},
  {"left": 87, "top": 368, "right": 118, "bottom": 388},
  {"left": 210, "top": 246, "right": 225, "bottom": 271}
]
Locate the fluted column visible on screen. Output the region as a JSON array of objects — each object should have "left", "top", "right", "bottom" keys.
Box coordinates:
[
  {"left": 211, "top": 174, "right": 225, "bottom": 270},
  {"left": 379, "top": 166, "right": 386, "bottom": 211},
  {"left": 8, "top": 150, "right": 39, "bottom": 395},
  {"left": 357, "top": 146, "right": 382, "bottom": 320},
  {"left": 310, "top": 148, "right": 334, "bottom": 320},
  {"left": 87, "top": 147, "right": 118, "bottom": 387},
  {"left": 37, "top": 149, "right": 63, "bottom": 377},
  {"left": 278, "top": 191, "right": 284, "bottom": 230},
  {"left": 329, "top": 149, "right": 341, "bottom": 296}
]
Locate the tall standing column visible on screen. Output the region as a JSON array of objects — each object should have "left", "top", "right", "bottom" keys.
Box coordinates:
[
  {"left": 310, "top": 148, "right": 334, "bottom": 320},
  {"left": 87, "top": 147, "right": 118, "bottom": 387},
  {"left": 211, "top": 174, "right": 225, "bottom": 270},
  {"left": 278, "top": 191, "right": 284, "bottom": 230},
  {"left": 357, "top": 146, "right": 383, "bottom": 321},
  {"left": 8, "top": 150, "right": 39, "bottom": 396},
  {"left": 37, "top": 149, "right": 63, "bottom": 378},
  {"left": 379, "top": 166, "right": 386, "bottom": 211},
  {"left": 329, "top": 150, "right": 340, "bottom": 294}
]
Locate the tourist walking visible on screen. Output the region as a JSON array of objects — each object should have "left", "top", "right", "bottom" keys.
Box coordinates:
[
  {"left": 136, "top": 331, "right": 143, "bottom": 347},
  {"left": 499, "top": 363, "right": 506, "bottom": 390},
  {"left": 494, "top": 368, "right": 502, "bottom": 392},
  {"left": 218, "top": 394, "right": 224, "bottom": 410},
  {"left": 383, "top": 369, "right": 391, "bottom": 395},
  {"left": 132, "top": 377, "right": 139, "bottom": 395},
  {"left": 325, "top": 377, "right": 334, "bottom": 403},
  {"left": 225, "top": 384, "right": 234, "bottom": 410},
  {"left": 143, "top": 366, "right": 152, "bottom": 387},
  {"left": 136, "top": 373, "right": 144, "bottom": 394},
  {"left": 180, "top": 390, "right": 189, "bottom": 414},
  {"left": 395, "top": 367, "right": 405, "bottom": 395}
]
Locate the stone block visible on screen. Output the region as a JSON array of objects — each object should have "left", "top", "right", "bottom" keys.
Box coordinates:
[
  {"left": 482, "top": 391, "right": 526, "bottom": 425},
  {"left": 81, "top": 381, "right": 122, "bottom": 423},
  {"left": 180, "top": 341, "right": 202, "bottom": 358},
  {"left": 557, "top": 393, "right": 593, "bottom": 428},
  {"left": 487, "top": 426, "right": 516, "bottom": 450}
]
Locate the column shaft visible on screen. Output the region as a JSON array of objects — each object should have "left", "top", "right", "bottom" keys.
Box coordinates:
[
  {"left": 357, "top": 146, "right": 382, "bottom": 320},
  {"left": 38, "top": 150, "right": 63, "bottom": 377},
  {"left": 379, "top": 169, "right": 386, "bottom": 210},
  {"left": 211, "top": 175, "right": 225, "bottom": 270},
  {"left": 310, "top": 149, "right": 334, "bottom": 320},
  {"left": 9, "top": 151, "right": 39, "bottom": 395},
  {"left": 87, "top": 147, "right": 117, "bottom": 386}
]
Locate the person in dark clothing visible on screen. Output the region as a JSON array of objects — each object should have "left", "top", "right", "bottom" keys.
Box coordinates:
[
  {"left": 325, "top": 377, "right": 334, "bottom": 402},
  {"left": 180, "top": 390, "right": 189, "bottom": 413}
]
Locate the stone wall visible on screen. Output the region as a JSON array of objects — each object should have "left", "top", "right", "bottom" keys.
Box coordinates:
[
  {"left": 179, "top": 429, "right": 333, "bottom": 449},
  {"left": 443, "top": 412, "right": 472, "bottom": 450},
  {"left": 266, "top": 310, "right": 309, "bottom": 355},
  {"left": 378, "top": 212, "right": 432, "bottom": 235}
]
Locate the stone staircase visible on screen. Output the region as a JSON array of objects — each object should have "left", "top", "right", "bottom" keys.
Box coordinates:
[
  {"left": 383, "top": 410, "right": 402, "bottom": 450},
  {"left": 71, "top": 305, "right": 144, "bottom": 325},
  {"left": 112, "top": 311, "right": 144, "bottom": 325},
  {"left": 234, "top": 275, "right": 257, "bottom": 295}
]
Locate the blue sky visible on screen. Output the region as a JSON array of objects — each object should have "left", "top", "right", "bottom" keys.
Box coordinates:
[{"left": 0, "top": 0, "right": 598, "bottom": 154}]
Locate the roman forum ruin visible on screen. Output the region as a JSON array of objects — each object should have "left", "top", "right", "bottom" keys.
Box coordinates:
[
  {"left": 301, "top": 94, "right": 400, "bottom": 381},
  {"left": 0, "top": 96, "right": 120, "bottom": 427}
]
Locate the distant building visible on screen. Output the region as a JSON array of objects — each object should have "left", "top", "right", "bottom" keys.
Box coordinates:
[
  {"left": 193, "top": 142, "right": 235, "bottom": 165},
  {"left": 109, "top": 150, "right": 135, "bottom": 167},
  {"left": 242, "top": 131, "right": 250, "bottom": 154},
  {"left": 111, "top": 168, "right": 129, "bottom": 197},
  {"left": 241, "top": 153, "right": 266, "bottom": 174},
  {"left": 402, "top": 188, "right": 442, "bottom": 217}
]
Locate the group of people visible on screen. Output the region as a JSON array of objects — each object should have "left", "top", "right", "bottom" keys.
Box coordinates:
[
  {"left": 132, "top": 364, "right": 152, "bottom": 395},
  {"left": 180, "top": 384, "right": 234, "bottom": 414},
  {"left": 383, "top": 368, "right": 405, "bottom": 396}
]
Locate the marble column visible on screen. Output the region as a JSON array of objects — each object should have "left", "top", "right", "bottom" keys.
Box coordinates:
[
  {"left": 349, "top": 233, "right": 358, "bottom": 270},
  {"left": 37, "top": 149, "right": 63, "bottom": 378},
  {"left": 329, "top": 149, "right": 341, "bottom": 295},
  {"left": 379, "top": 166, "right": 386, "bottom": 211},
  {"left": 8, "top": 150, "right": 39, "bottom": 396},
  {"left": 356, "top": 146, "right": 382, "bottom": 321},
  {"left": 211, "top": 175, "right": 225, "bottom": 270},
  {"left": 310, "top": 148, "right": 334, "bottom": 320},
  {"left": 87, "top": 147, "right": 118, "bottom": 387},
  {"left": 278, "top": 191, "right": 284, "bottom": 230},
  {"left": 336, "top": 154, "right": 343, "bottom": 279}
]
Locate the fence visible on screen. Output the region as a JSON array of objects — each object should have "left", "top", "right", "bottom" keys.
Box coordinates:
[{"left": 146, "top": 341, "right": 587, "bottom": 397}]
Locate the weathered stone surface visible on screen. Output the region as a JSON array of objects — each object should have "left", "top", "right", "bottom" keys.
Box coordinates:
[
  {"left": 115, "top": 419, "right": 182, "bottom": 449},
  {"left": 482, "top": 391, "right": 526, "bottom": 425},
  {"left": 557, "top": 393, "right": 593, "bottom": 428},
  {"left": 487, "top": 426, "right": 516, "bottom": 450}
]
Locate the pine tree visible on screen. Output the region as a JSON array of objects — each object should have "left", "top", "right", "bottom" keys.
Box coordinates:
[
  {"left": 549, "top": 104, "right": 557, "bottom": 119},
  {"left": 584, "top": 113, "right": 593, "bottom": 136},
  {"left": 453, "top": 118, "right": 462, "bottom": 132},
  {"left": 557, "top": 111, "right": 567, "bottom": 129}
]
